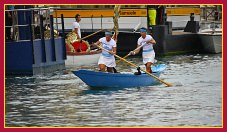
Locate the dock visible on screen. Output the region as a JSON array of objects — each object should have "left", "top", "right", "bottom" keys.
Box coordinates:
[{"left": 5, "top": 6, "right": 66, "bottom": 75}]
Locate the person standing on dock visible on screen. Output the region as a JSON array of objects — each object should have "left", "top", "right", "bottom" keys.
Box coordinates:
[
  {"left": 93, "top": 31, "right": 117, "bottom": 73},
  {"left": 130, "top": 27, "right": 156, "bottom": 74},
  {"left": 72, "top": 14, "right": 81, "bottom": 39}
]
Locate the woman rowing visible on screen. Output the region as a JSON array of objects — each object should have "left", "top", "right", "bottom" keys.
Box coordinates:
[
  {"left": 129, "top": 27, "right": 156, "bottom": 74},
  {"left": 93, "top": 31, "right": 117, "bottom": 73}
]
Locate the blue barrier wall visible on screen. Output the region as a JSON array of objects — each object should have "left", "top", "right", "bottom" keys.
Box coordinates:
[
  {"left": 6, "top": 6, "right": 66, "bottom": 75},
  {"left": 55, "top": 38, "right": 65, "bottom": 61},
  {"left": 6, "top": 38, "right": 66, "bottom": 75},
  {"left": 44, "top": 39, "right": 53, "bottom": 63},
  {"left": 33, "top": 39, "right": 45, "bottom": 67},
  {"left": 32, "top": 38, "right": 66, "bottom": 70},
  {"left": 6, "top": 41, "right": 33, "bottom": 74}
]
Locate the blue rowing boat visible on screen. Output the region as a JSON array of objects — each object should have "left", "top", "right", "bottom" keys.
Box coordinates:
[{"left": 72, "top": 64, "right": 167, "bottom": 88}]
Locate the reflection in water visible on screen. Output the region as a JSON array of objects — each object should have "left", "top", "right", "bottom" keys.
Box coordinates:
[{"left": 5, "top": 54, "right": 222, "bottom": 127}]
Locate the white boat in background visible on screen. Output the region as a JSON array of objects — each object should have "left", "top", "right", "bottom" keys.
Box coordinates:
[
  {"left": 198, "top": 22, "right": 222, "bottom": 53},
  {"left": 64, "top": 36, "right": 101, "bottom": 67},
  {"left": 65, "top": 49, "right": 101, "bottom": 67}
]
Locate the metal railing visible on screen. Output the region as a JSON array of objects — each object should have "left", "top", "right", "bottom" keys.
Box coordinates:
[
  {"left": 5, "top": 6, "right": 67, "bottom": 62},
  {"left": 5, "top": 7, "right": 61, "bottom": 41}
]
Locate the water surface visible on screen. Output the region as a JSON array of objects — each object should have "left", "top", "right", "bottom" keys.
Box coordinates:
[{"left": 5, "top": 53, "right": 222, "bottom": 127}]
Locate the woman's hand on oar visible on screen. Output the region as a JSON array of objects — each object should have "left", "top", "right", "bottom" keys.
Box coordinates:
[
  {"left": 129, "top": 51, "right": 136, "bottom": 55},
  {"left": 116, "top": 42, "right": 147, "bottom": 64},
  {"left": 95, "top": 44, "right": 172, "bottom": 87}
]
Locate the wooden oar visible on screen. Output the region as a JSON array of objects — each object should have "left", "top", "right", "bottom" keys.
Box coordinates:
[
  {"left": 116, "top": 42, "right": 147, "bottom": 64},
  {"left": 79, "top": 29, "right": 104, "bottom": 41},
  {"left": 77, "top": 29, "right": 104, "bottom": 52},
  {"left": 95, "top": 44, "right": 173, "bottom": 87}
]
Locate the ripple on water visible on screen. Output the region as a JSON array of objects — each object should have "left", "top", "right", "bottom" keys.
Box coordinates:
[{"left": 5, "top": 54, "right": 222, "bottom": 127}]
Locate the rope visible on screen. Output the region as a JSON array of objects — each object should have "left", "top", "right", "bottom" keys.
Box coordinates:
[{"left": 112, "top": 5, "right": 121, "bottom": 43}]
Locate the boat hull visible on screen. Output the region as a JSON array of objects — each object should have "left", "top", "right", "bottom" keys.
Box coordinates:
[
  {"left": 65, "top": 50, "right": 101, "bottom": 67},
  {"left": 72, "top": 64, "right": 166, "bottom": 88}
]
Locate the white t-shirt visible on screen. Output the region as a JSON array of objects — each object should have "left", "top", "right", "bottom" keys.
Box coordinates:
[
  {"left": 72, "top": 21, "right": 81, "bottom": 38},
  {"left": 98, "top": 37, "right": 117, "bottom": 67},
  {"left": 137, "top": 35, "right": 154, "bottom": 51},
  {"left": 99, "top": 37, "right": 116, "bottom": 57},
  {"left": 137, "top": 35, "right": 155, "bottom": 64}
]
